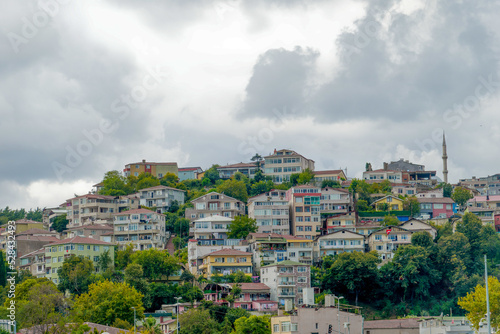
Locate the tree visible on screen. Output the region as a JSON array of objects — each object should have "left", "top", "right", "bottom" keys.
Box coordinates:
[
  {"left": 403, "top": 196, "right": 420, "bottom": 216},
  {"left": 355, "top": 200, "right": 370, "bottom": 212},
  {"left": 297, "top": 168, "right": 315, "bottom": 185},
  {"left": 57, "top": 255, "right": 96, "bottom": 295},
  {"left": 382, "top": 215, "right": 399, "bottom": 226},
  {"left": 458, "top": 276, "right": 500, "bottom": 332},
  {"left": 0, "top": 251, "right": 6, "bottom": 287},
  {"left": 250, "top": 181, "right": 273, "bottom": 197},
  {"left": 125, "top": 263, "right": 151, "bottom": 310},
  {"left": 99, "top": 170, "right": 131, "bottom": 196},
  {"left": 227, "top": 216, "right": 257, "bottom": 239},
  {"left": 51, "top": 214, "right": 69, "bottom": 233},
  {"left": 161, "top": 172, "right": 180, "bottom": 185},
  {"left": 451, "top": 187, "right": 473, "bottom": 208},
  {"left": 115, "top": 244, "right": 134, "bottom": 270},
  {"left": 289, "top": 173, "right": 300, "bottom": 186},
  {"left": 380, "top": 180, "right": 392, "bottom": 193},
  {"left": 321, "top": 180, "right": 340, "bottom": 188},
  {"left": 179, "top": 308, "right": 221, "bottom": 334},
  {"left": 217, "top": 179, "right": 248, "bottom": 203},
  {"left": 73, "top": 280, "right": 144, "bottom": 326},
  {"left": 251, "top": 154, "right": 263, "bottom": 168},
  {"left": 442, "top": 183, "right": 453, "bottom": 197},
  {"left": 232, "top": 315, "right": 271, "bottom": 334},
  {"left": 253, "top": 170, "right": 265, "bottom": 183},
  {"left": 411, "top": 231, "right": 434, "bottom": 248},
  {"left": 377, "top": 203, "right": 389, "bottom": 211},
  {"left": 204, "top": 165, "right": 221, "bottom": 185},
  {"left": 131, "top": 248, "right": 181, "bottom": 281},
  {"left": 142, "top": 316, "right": 163, "bottom": 334},
  {"left": 97, "top": 250, "right": 112, "bottom": 272},
  {"left": 136, "top": 174, "right": 161, "bottom": 191}
]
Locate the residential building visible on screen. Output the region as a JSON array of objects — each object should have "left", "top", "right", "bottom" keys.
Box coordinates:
[
  {"left": 260, "top": 260, "right": 311, "bottom": 307},
  {"left": 315, "top": 230, "right": 365, "bottom": 259},
  {"left": 13, "top": 229, "right": 59, "bottom": 260},
  {"left": 284, "top": 236, "right": 314, "bottom": 265},
  {"left": 416, "top": 188, "right": 444, "bottom": 198},
  {"left": 248, "top": 190, "right": 290, "bottom": 235},
  {"left": 287, "top": 185, "right": 322, "bottom": 239},
  {"left": 137, "top": 185, "right": 186, "bottom": 214},
  {"left": 246, "top": 233, "right": 288, "bottom": 274},
  {"left": 385, "top": 159, "right": 438, "bottom": 186},
  {"left": 217, "top": 162, "right": 260, "bottom": 179},
  {"left": 12, "top": 219, "right": 45, "bottom": 233},
  {"left": 459, "top": 174, "right": 500, "bottom": 195},
  {"left": 313, "top": 169, "right": 347, "bottom": 184},
  {"left": 19, "top": 248, "right": 47, "bottom": 278},
  {"left": 185, "top": 192, "right": 245, "bottom": 222},
  {"left": 319, "top": 187, "right": 352, "bottom": 215},
  {"left": 187, "top": 239, "right": 248, "bottom": 274},
  {"left": 364, "top": 318, "right": 419, "bottom": 334},
  {"left": 417, "top": 197, "right": 456, "bottom": 219},
  {"left": 263, "top": 149, "right": 315, "bottom": 183},
  {"left": 178, "top": 167, "right": 203, "bottom": 181},
  {"left": 363, "top": 169, "right": 404, "bottom": 182},
  {"left": 367, "top": 226, "right": 412, "bottom": 262},
  {"left": 398, "top": 218, "right": 437, "bottom": 239},
  {"left": 123, "top": 159, "right": 178, "bottom": 178},
  {"left": 198, "top": 249, "right": 252, "bottom": 278},
  {"left": 42, "top": 207, "right": 67, "bottom": 227},
  {"left": 62, "top": 224, "right": 113, "bottom": 240},
  {"left": 372, "top": 196, "right": 404, "bottom": 211},
  {"left": 392, "top": 184, "right": 418, "bottom": 196},
  {"left": 113, "top": 209, "right": 167, "bottom": 250},
  {"left": 468, "top": 195, "right": 500, "bottom": 209},
  {"left": 65, "top": 194, "right": 118, "bottom": 228},
  {"left": 189, "top": 215, "right": 233, "bottom": 240},
  {"left": 203, "top": 283, "right": 278, "bottom": 312},
  {"left": 325, "top": 212, "right": 357, "bottom": 233},
  {"left": 355, "top": 221, "right": 383, "bottom": 236},
  {"left": 44, "top": 236, "right": 114, "bottom": 284},
  {"left": 386, "top": 158, "right": 425, "bottom": 172},
  {"left": 465, "top": 207, "right": 496, "bottom": 225},
  {"left": 271, "top": 307, "right": 363, "bottom": 334}
]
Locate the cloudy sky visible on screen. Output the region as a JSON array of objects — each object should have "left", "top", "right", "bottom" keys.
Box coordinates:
[{"left": 1, "top": 0, "right": 500, "bottom": 209}]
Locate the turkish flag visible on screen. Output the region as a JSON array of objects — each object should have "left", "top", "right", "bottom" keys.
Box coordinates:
[{"left": 386, "top": 229, "right": 392, "bottom": 235}]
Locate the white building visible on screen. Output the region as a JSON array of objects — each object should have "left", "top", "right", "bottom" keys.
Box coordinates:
[
  {"left": 138, "top": 185, "right": 185, "bottom": 214},
  {"left": 248, "top": 190, "right": 290, "bottom": 235}
]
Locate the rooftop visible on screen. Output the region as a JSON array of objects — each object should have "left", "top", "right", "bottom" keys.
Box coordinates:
[
  {"left": 114, "top": 208, "right": 165, "bottom": 216},
  {"left": 47, "top": 236, "right": 114, "bottom": 246},
  {"left": 262, "top": 260, "right": 307, "bottom": 267},
  {"left": 217, "top": 162, "right": 258, "bottom": 169},
  {"left": 203, "top": 249, "right": 252, "bottom": 257},
  {"left": 138, "top": 185, "right": 185, "bottom": 192}
]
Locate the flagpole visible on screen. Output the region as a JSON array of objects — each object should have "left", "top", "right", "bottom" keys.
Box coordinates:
[{"left": 485, "top": 254, "right": 491, "bottom": 334}]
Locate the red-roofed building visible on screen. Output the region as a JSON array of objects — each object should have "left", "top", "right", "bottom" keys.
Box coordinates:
[
  {"left": 123, "top": 159, "right": 178, "bottom": 178},
  {"left": 217, "top": 162, "right": 261, "bottom": 179},
  {"left": 313, "top": 169, "right": 347, "bottom": 184},
  {"left": 199, "top": 249, "right": 253, "bottom": 278},
  {"left": 203, "top": 283, "right": 278, "bottom": 312},
  {"left": 113, "top": 209, "right": 167, "bottom": 250},
  {"left": 287, "top": 185, "right": 322, "bottom": 239},
  {"left": 263, "top": 149, "right": 315, "bottom": 184}
]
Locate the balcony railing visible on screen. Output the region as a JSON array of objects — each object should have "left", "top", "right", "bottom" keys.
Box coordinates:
[{"left": 278, "top": 291, "right": 295, "bottom": 297}]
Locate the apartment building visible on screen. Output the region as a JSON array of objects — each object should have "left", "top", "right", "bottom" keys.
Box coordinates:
[
  {"left": 248, "top": 190, "right": 290, "bottom": 235},
  {"left": 187, "top": 239, "right": 248, "bottom": 274},
  {"left": 178, "top": 167, "right": 203, "bottom": 181},
  {"left": 44, "top": 236, "right": 114, "bottom": 284},
  {"left": 399, "top": 219, "right": 437, "bottom": 239},
  {"left": 287, "top": 185, "right": 322, "bottom": 239},
  {"left": 418, "top": 197, "right": 456, "bottom": 219},
  {"left": 319, "top": 187, "right": 351, "bottom": 215},
  {"left": 363, "top": 169, "right": 404, "bottom": 182},
  {"left": 138, "top": 185, "right": 185, "bottom": 214},
  {"left": 217, "top": 162, "right": 260, "bottom": 179},
  {"left": 367, "top": 226, "right": 412, "bottom": 262},
  {"left": 123, "top": 159, "right": 178, "bottom": 178},
  {"left": 19, "top": 248, "right": 47, "bottom": 279},
  {"left": 325, "top": 212, "right": 357, "bottom": 233},
  {"left": 189, "top": 215, "right": 233, "bottom": 240},
  {"left": 260, "top": 261, "right": 311, "bottom": 307},
  {"left": 315, "top": 230, "right": 365, "bottom": 259},
  {"left": 62, "top": 224, "right": 114, "bottom": 240},
  {"left": 263, "top": 149, "right": 315, "bottom": 183},
  {"left": 247, "top": 233, "right": 288, "bottom": 274},
  {"left": 113, "top": 208, "right": 167, "bottom": 250},
  {"left": 285, "top": 236, "right": 314, "bottom": 265},
  {"left": 313, "top": 169, "right": 347, "bottom": 184},
  {"left": 185, "top": 192, "right": 245, "bottom": 222},
  {"left": 198, "top": 249, "right": 253, "bottom": 278}
]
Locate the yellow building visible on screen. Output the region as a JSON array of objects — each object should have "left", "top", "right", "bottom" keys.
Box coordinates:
[
  {"left": 14, "top": 219, "right": 45, "bottom": 233},
  {"left": 198, "top": 249, "right": 252, "bottom": 278},
  {"left": 372, "top": 195, "right": 404, "bottom": 211},
  {"left": 123, "top": 159, "right": 178, "bottom": 178}
]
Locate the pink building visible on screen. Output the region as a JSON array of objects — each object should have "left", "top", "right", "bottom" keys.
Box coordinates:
[
  {"left": 417, "top": 197, "right": 456, "bottom": 219},
  {"left": 203, "top": 283, "right": 278, "bottom": 312}
]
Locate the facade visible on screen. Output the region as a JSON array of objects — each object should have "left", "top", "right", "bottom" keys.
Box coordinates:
[
  {"left": 247, "top": 233, "right": 288, "bottom": 274},
  {"left": 325, "top": 212, "right": 357, "bottom": 233},
  {"left": 189, "top": 215, "right": 233, "bottom": 240},
  {"left": 417, "top": 197, "right": 456, "bottom": 219},
  {"left": 6, "top": 228, "right": 59, "bottom": 261},
  {"left": 263, "top": 149, "right": 315, "bottom": 183},
  {"left": 372, "top": 196, "right": 404, "bottom": 211},
  {"left": 123, "top": 159, "right": 178, "bottom": 178},
  {"left": 398, "top": 218, "right": 437, "bottom": 239},
  {"left": 198, "top": 249, "right": 252, "bottom": 278},
  {"left": 44, "top": 236, "right": 114, "bottom": 284},
  {"left": 138, "top": 185, "right": 186, "bottom": 214},
  {"left": 203, "top": 283, "right": 278, "bottom": 312},
  {"left": 313, "top": 169, "right": 347, "bottom": 184},
  {"left": 248, "top": 190, "right": 290, "bottom": 235},
  {"left": 113, "top": 208, "right": 167, "bottom": 250},
  {"left": 260, "top": 260, "right": 311, "bottom": 307},
  {"left": 178, "top": 167, "right": 203, "bottom": 181},
  {"left": 287, "top": 185, "right": 322, "bottom": 239},
  {"left": 416, "top": 188, "right": 444, "bottom": 198},
  {"left": 367, "top": 226, "right": 412, "bottom": 262},
  {"left": 62, "top": 224, "right": 113, "bottom": 239},
  {"left": 187, "top": 239, "right": 248, "bottom": 274},
  {"left": 43, "top": 207, "right": 67, "bottom": 227},
  {"left": 12, "top": 219, "right": 45, "bottom": 233},
  {"left": 217, "top": 162, "right": 260, "bottom": 179},
  {"left": 386, "top": 158, "right": 425, "bottom": 172},
  {"left": 392, "top": 184, "right": 418, "bottom": 196},
  {"left": 459, "top": 174, "right": 500, "bottom": 196},
  {"left": 185, "top": 192, "right": 245, "bottom": 222},
  {"left": 316, "top": 230, "right": 365, "bottom": 258},
  {"left": 271, "top": 307, "right": 363, "bottom": 334},
  {"left": 468, "top": 195, "right": 500, "bottom": 209},
  {"left": 319, "top": 187, "right": 351, "bottom": 215},
  {"left": 64, "top": 194, "right": 125, "bottom": 228},
  {"left": 465, "top": 207, "right": 496, "bottom": 225},
  {"left": 19, "top": 248, "right": 47, "bottom": 278},
  {"left": 363, "top": 169, "right": 404, "bottom": 182},
  {"left": 364, "top": 318, "right": 419, "bottom": 334}
]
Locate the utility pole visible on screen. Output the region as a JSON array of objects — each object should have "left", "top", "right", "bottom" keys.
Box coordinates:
[
  {"left": 175, "top": 296, "right": 182, "bottom": 333},
  {"left": 485, "top": 255, "right": 491, "bottom": 334},
  {"left": 131, "top": 307, "right": 136, "bottom": 334}
]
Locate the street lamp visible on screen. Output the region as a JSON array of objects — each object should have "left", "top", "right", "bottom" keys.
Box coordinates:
[
  {"left": 131, "top": 307, "right": 136, "bottom": 334},
  {"left": 175, "top": 297, "right": 182, "bottom": 333},
  {"left": 335, "top": 296, "right": 344, "bottom": 334}
]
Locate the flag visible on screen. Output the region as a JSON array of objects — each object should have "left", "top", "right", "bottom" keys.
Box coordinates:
[{"left": 386, "top": 229, "right": 392, "bottom": 235}]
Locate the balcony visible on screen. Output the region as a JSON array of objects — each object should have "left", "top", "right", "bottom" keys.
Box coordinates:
[
  {"left": 278, "top": 281, "right": 296, "bottom": 286},
  {"left": 278, "top": 291, "right": 296, "bottom": 297}
]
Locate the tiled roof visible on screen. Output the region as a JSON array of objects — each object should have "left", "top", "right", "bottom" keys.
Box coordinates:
[
  {"left": 264, "top": 149, "right": 315, "bottom": 162},
  {"left": 262, "top": 260, "right": 306, "bottom": 267},
  {"left": 15, "top": 219, "right": 43, "bottom": 225},
  {"left": 417, "top": 197, "right": 455, "bottom": 204},
  {"left": 314, "top": 170, "right": 344, "bottom": 175},
  {"left": 179, "top": 167, "right": 202, "bottom": 171},
  {"left": 228, "top": 283, "right": 270, "bottom": 291},
  {"left": 203, "top": 249, "right": 252, "bottom": 257},
  {"left": 364, "top": 318, "right": 420, "bottom": 329},
  {"left": 217, "top": 162, "right": 257, "bottom": 169},
  {"left": 19, "top": 247, "right": 46, "bottom": 258},
  {"left": 17, "top": 228, "right": 55, "bottom": 235},
  {"left": 247, "top": 232, "right": 288, "bottom": 239},
  {"left": 16, "top": 235, "right": 60, "bottom": 243},
  {"left": 470, "top": 195, "right": 500, "bottom": 202},
  {"left": 66, "top": 224, "right": 113, "bottom": 231},
  {"left": 47, "top": 236, "right": 113, "bottom": 246},
  {"left": 138, "top": 185, "right": 185, "bottom": 192},
  {"left": 114, "top": 208, "right": 164, "bottom": 216}
]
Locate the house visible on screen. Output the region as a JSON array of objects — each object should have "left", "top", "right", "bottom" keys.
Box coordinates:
[
  {"left": 355, "top": 220, "right": 383, "bottom": 236},
  {"left": 271, "top": 307, "right": 363, "bottom": 334},
  {"left": 398, "top": 218, "right": 437, "bottom": 239},
  {"left": 2, "top": 227, "right": 59, "bottom": 260},
  {"left": 185, "top": 192, "right": 245, "bottom": 222},
  {"left": 187, "top": 239, "right": 249, "bottom": 275},
  {"left": 417, "top": 197, "right": 456, "bottom": 219},
  {"left": 217, "top": 162, "right": 261, "bottom": 179},
  {"left": 123, "top": 159, "right": 178, "bottom": 178},
  {"left": 315, "top": 230, "right": 365, "bottom": 259},
  {"left": 285, "top": 235, "right": 314, "bottom": 265},
  {"left": 325, "top": 212, "right": 357, "bottom": 233},
  {"left": 392, "top": 184, "right": 418, "bottom": 196},
  {"left": 44, "top": 236, "right": 114, "bottom": 284},
  {"left": 320, "top": 187, "right": 352, "bottom": 215},
  {"left": 386, "top": 158, "right": 425, "bottom": 172},
  {"left": 189, "top": 215, "right": 234, "bottom": 240},
  {"left": 260, "top": 260, "right": 311, "bottom": 307},
  {"left": 203, "top": 283, "right": 278, "bottom": 312},
  {"left": 287, "top": 185, "right": 322, "bottom": 239},
  {"left": 372, "top": 196, "right": 404, "bottom": 211},
  {"left": 468, "top": 195, "right": 500, "bottom": 209},
  {"left": 366, "top": 226, "right": 412, "bottom": 262},
  {"left": 178, "top": 167, "right": 203, "bottom": 181},
  {"left": 112, "top": 208, "right": 167, "bottom": 250},
  {"left": 246, "top": 233, "right": 288, "bottom": 273},
  {"left": 198, "top": 249, "right": 253, "bottom": 278},
  {"left": 363, "top": 169, "right": 404, "bottom": 183},
  {"left": 459, "top": 174, "right": 500, "bottom": 195},
  {"left": 385, "top": 159, "right": 438, "bottom": 186},
  {"left": 42, "top": 206, "right": 67, "bottom": 227},
  {"left": 137, "top": 185, "right": 186, "bottom": 214},
  {"left": 12, "top": 219, "right": 45, "bottom": 233},
  {"left": 248, "top": 190, "right": 290, "bottom": 235},
  {"left": 313, "top": 169, "right": 347, "bottom": 184},
  {"left": 263, "top": 149, "right": 315, "bottom": 184},
  {"left": 416, "top": 188, "right": 444, "bottom": 198}
]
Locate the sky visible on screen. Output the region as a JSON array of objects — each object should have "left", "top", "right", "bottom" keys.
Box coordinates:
[{"left": 1, "top": 0, "right": 500, "bottom": 209}]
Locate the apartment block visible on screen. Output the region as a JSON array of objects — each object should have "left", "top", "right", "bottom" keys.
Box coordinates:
[
  {"left": 313, "top": 169, "right": 347, "bottom": 184},
  {"left": 287, "top": 185, "right": 321, "bottom": 239},
  {"left": 325, "top": 212, "right": 357, "bottom": 233},
  {"left": 178, "top": 167, "right": 203, "bottom": 181},
  {"left": 263, "top": 149, "right": 315, "bottom": 183},
  {"left": 19, "top": 248, "right": 47, "bottom": 279},
  {"left": 248, "top": 190, "right": 290, "bottom": 235},
  {"left": 189, "top": 215, "right": 233, "bottom": 240},
  {"left": 113, "top": 208, "right": 167, "bottom": 250},
  {"left": 138, "top": 185, "right": 185, "bottom": 214},
  {"left": 123, "top": 159, "right": 178, "bottom": 178},
  {"left": 217, "top": 162, "right": 260, "bottom": 179},
  {"left": 62, "top": 224, "right": 114, "bottom": 240},
  {"left": 198, "top": 249, "right": 253, "bottom": 278},
  {"left": 185, "top": 192, "right": 245, "bottom": 222},
  {"left": 315, "top": 230, "right": 365, "bottom": 259},
  {"left": 367, "top": 226, "right": 412, "bottom": 262},
  {"left": 320, "top": 187, "right": 352, "bottom": 215},
  {"left": 285, "top": 236, "right": 314, "bottom": 265},
  {"left": 260, "top": 260, "right": 311, "bottom": 307},
  {"left": 203, "top": 283, "right": 278, "bottom": 312},
  {"left": 187, "top": 239, "right": 248, "bottom": 274},
  {"left": 247, "top": 233, "right": 288, "bottom": 274}
]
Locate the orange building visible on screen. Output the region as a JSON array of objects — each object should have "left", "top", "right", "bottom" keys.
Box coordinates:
[{"left": 123, "top": 159, "right": 178, "bottom": 178}]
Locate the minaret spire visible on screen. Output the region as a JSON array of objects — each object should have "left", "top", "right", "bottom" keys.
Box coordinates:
[{"left": 442, "top": 131, "right": 448, "bottom": 183}]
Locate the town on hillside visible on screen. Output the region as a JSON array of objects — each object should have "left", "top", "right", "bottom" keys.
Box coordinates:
[{"left": 3, "top": 145, "right": 500, "bottom": 334}]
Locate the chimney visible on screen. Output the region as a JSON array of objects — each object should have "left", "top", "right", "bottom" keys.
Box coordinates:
[
  {"left": 383, "top": 162, "right": 388, "bottom": 170},
  {"left": 142, "top": 159, "right": 146, "bottom": 163}
]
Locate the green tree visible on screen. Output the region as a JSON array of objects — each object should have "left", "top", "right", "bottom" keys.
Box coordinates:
[
  {"left": 115, "top": 244, "right": 135, "bottom": 271},
  {"left": 442, "top": 183, "right": 453, "bottom": 197},
  {"left": 251, "top": 154, "right": 264, "bottom": 168},
  {"left": 97, "top": 250, "right": 112, "bottom": 272},
  {"left": 380, "top": 180, "right": 392, "bottom": 193},
  {"left": 136, "top": 173, "right": 161, "bottom": 191},
  {"left": 73, "top": 280, "right": 144, "bottom": 326},
  {"left": 161, "top": 172, "right": 180, "bottom": 185},
  {"left": 225, "top": 308, "right": 250, "bottom": 325},
  {"left": 232, "top": 315, "right": 271, "bottom": 334},
  {"left": 253, "top": 170, "right": 265, "bottom": 182},
  {"left": 289, "top": 173, "right": 300, "bottom": 186},
  {"left": 403, "top": 196, "right": 420, "bottom": 216},
  {"left": 250, "top": 181, "right": 273, "bottom": 197},
  {"left": 297, "top": 168, "right": 315, "bottom": 185},
  {"left": 355, "top": 200, "right": 370, "bottom": 212},
  {"left": 51, "top": 214, "right": 69, "bottom": 233},
  {"left": 452, "top": 187, "right": 473, "bottom": 208},
  {"left": 377, "top": 202, "right": 389, "bottom": 211},
  {"left": 99, "top": 170, "right": 131, "bottom": 196},
  {"left": 179, "top": 308, "right": 221, "bottom": 334},
  {"left": 411, "top": 231, "right": 434, "bottom": 248},
  {"left": 125, "top": 263, "right": 151, "bottom": 310},
  {"left": 382, "top": 215, "right": 399, "bottom": 226},
  {"left": 142, "top": 316, "right": 163, "bottom": 334},
  {"left": 217, "top": 179, "right": 249, "bottom": 203},
  {"left": 458, "top": 276, "right": 500, "bottom": 332},
  {"left": 0, "top": 252, "right": 6, "bottom": 287},
  {"left": 227, "top": 216, "right": 257, "bottom": 239},
  {"left": 321, "top": 180, "right": 340, "bottom": 188},
  {"left": 131, "top": 248, "right": 181, "bottom": 281},
  {"left": 57, "top": 255, "right": 97, "bottom": 295},
  {"left": 204, "top": 165, "right": 221, "bottom": 185}
]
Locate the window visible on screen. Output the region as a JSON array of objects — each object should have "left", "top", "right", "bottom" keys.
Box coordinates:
[
  {"left": 295, "top": 207, "right": 303, "bottom": 212},
  {"left": 434, "top": 204, "right": 443, "bottom": 209},
  {"left": 297, "top": 277, "right": 307, "bottom": 283},
  {"left": 196, "top": 203, "right": 206, "bottom": 210},
  {"left": 281, "top": 322, "right": 290, "bottom": 332},
  {"left": 295, "top": 197, "right": 303, "bottom": 203},
  {"left": 93, "top": 246, "right": 100, "bottom": 251},
  {"left": 296, "top": 226, "right": 303, "bottom": 232},
  {"left": 94, "top": 256, "right": 99, "bottom": 262},
  {"left": 297, "top": 267, "right": 306, "bottom": 272},
  {"left": 273, "top": 324, "right": 279, "bottom": 332},
  {"left": 375, "top": 235, "right": 382, "bottom": 240},
  {"left": 78, "top": 245, "right": 84, "bottom": 251}
]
